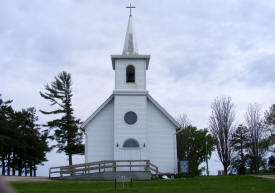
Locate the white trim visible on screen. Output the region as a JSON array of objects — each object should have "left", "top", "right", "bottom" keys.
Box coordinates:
[
  {"left": 111, "top": 55, "right": 150, "bottom": 70},
  {"left": 174, "top": 132, "right": 178, "bottom": 173},
  {"left": 147, "top": 94, "right": 180, "bottom": 128},
  {"left": 85, "top": 133, "right": 88, "bottom": 163},
  {"left": 81, "top": 93, "right": 180, "bottom": 130},
  {"left": 81, "top": 94, "right": 114, "bottom": 129},
  {"left": 113, "top": 90, "right": 148, "bottom": 96}
]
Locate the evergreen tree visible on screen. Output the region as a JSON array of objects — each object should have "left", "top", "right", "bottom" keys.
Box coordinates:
[
  {"left": 265, "top": 104, "right": 275, "bottom": 153},
  {"left": 230, "top": 124, "right": 249, "bottom": 174},
  {"left": 8, "top": 108, "right": 50, "bottom": 176},
  {"left": 18, "top": 108, "right": 50, "bottom": 176},
  {"left": 268, "top": 155, "right": 275, "bottom": 172},
  {"left": 0, "top": 94, "right": 49, "bottom": 176},
  {"left": 0, "top": 94, "right": 13, "bottom": 175},
  {"left": 40, "top": 71, "right": 84, "bottom": 166}
]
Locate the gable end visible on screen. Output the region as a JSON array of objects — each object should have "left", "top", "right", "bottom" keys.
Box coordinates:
[
  {"left": 81, "top": 95, "right": 114, "bottom": 129},
  {"left": 147, "top": 94, "right": 180, "bottom": 128}
]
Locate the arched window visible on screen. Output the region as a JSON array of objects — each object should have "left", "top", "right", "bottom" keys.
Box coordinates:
[
  {"left": 123, "top": 138, "right": 139, "bottom": 148},
  {"left": 126, "top": 65, "right": 135, "bottom": 83}
]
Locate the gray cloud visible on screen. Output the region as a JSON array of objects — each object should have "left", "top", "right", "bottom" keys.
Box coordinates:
[{"left": 244, "top": 54, "right": 275, "bottom": 85}]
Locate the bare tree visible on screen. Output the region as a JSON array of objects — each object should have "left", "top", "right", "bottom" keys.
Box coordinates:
[
  {"left": 209, "top": 96, "right": 235, "bottom": 175},
  {"left": 177, "top": 114, "right": 191, "bottom": 130},
  {"left": 245, "top": 104, "right": 268, "bottom": 173}
]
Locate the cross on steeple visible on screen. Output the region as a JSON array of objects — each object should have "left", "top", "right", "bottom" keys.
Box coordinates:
[{"left": 126, "top": 3, "right": 136, "bottom": 16}]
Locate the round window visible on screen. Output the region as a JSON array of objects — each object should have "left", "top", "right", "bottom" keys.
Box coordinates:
[{"left": 124, "top": 111, "right": 137, "bottom": 125}]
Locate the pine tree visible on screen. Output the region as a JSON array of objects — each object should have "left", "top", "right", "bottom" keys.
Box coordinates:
[
  {"left": 0, "top": 94, "right": 49, "bottom": 176},
  {"left": 0, "top": 94, "right": 13, "bottom": 175},
  {"left": 19, "top": 108, "right": 50, "bottom": 176},
  {"left": 231, "top": 124, "right": 249, "bottom": 174},
  {"left": 268, "top": 155, "right": 275, "bottom": 172},
  {"left": 265, "top": 104, "right": 275, "bottom": 153},
  {"left": 40, "top": 71, "right": 84, "bottom": 166}
]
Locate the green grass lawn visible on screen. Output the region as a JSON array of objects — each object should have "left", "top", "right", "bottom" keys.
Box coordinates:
[{"left": 11, "top": 176, "right": 275, "bottom": 193}]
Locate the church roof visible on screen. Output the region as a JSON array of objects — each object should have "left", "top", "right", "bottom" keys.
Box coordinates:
[
  {"left": 81, "top": 94, "right": 180, "bottom": 129},
  {"left": 81, "top": 94, "right": 114, "bottom": 129},
  {"left": 123, "top": 15, "right": 138, "bottom": 56},
  {"left": 147, "top": 94, "right": 180, "bottom": 128}
]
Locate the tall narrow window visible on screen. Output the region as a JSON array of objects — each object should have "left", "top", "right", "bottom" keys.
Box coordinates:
[{"left": 126, "top": 65, "right": 135, "bottom": 83}]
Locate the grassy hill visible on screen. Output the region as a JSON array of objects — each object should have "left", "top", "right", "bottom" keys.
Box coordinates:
[{"left": 11, "top": 175, "right": 275, "bottom": 193}]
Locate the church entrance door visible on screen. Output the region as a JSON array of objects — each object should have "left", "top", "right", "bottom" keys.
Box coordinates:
[
  {"left": 121, "top": 138, "right": 141, "bottom": 160},
  {"left": 121, "top": 148, "right": 141, "bottom": 160},
  {"left": 119, "top": 148, "right": 141, "bottom": 171}
]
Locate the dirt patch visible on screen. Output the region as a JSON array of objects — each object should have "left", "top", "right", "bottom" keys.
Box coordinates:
[
  {"left": 254, "top": 175, "right": 275, "bottom": 180},
  {"left": 1, "top": 176, "right": 51, "bottom": 182}
]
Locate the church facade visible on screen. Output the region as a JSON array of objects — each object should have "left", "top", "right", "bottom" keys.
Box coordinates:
[{"left": 82, "top": 14, "right": 180, "bottom": 174}]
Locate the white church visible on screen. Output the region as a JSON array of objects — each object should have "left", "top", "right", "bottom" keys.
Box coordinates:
[{"left": 81, "top": 10, "right": 180, "bottom": 174}]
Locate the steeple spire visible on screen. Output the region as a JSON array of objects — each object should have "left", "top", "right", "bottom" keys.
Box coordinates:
[{"left": 123, "top": 4, "right": 138, "bottom": 56}]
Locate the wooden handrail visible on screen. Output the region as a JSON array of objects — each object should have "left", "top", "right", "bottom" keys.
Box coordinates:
[
  {"left": 49, "top": 160, "right": 159, "bottom": 178},
  {"left": 149, "top": 163, "right": 158, "bottom": 168}
]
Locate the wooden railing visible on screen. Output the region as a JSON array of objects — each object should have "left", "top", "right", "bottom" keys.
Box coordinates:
[{"left": 49, "top": 160, "right": 159, "bottom": 178}]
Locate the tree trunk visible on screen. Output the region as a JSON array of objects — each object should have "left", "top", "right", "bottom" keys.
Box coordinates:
[
  {"left": 12, "top": 152, "right": 16, "bottom": 176},
  {"left": 30, "top": 163, "right": 33, "bottom": 177},
  {"left": 224, "top": 164, "right": 228, "bottom": 176},
  {"left": 18, "top": 160, "right": 22, "bottom": 176},
  {"left": 25, "top": 164, "right": 27, "bottom": 176},
  {"left": 7, "top": 153, "right": 11, "bottom": 176},
  {"left": 12, "top": 162, "right": 15, "bottom": 176},
  {"left": 1, "top": 157, "right": 6, "bottom": 176},
  {"left": 69, "top": 154, "right": 72, "bottom": 166},
  {"left": 256, "top": 156, "right": 260, "bottom": 173},
  {"left": 34, "top": 163, "right": 36, "bottom": 177},
  {"left": 206, "top": 157, "right": 209, "bottom": 176}
]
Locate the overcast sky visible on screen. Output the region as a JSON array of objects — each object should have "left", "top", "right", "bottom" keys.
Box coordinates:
[{"left": 1, "top": 0, "right": 275, "bottom": 176}]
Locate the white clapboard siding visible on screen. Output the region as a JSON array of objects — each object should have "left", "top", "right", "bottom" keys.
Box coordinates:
[
  {"left": 114, "top": 95, "right": 147, "bottom": 160},
  {"left": 85, "top": 99, "right": 114, "bottom": 162},
  {"left": 147, "top": 99, "right": 178, "bottom": 173},
  {"left": 115, "top": 59, "right": 147, "bottom": 90}
]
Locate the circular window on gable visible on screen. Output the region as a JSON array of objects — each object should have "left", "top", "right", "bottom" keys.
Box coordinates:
[{"left": 124, "top": 111, "right": 137, "bottom": 125}]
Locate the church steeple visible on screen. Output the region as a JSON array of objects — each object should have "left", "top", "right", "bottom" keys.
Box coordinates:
[
  {"left": 111, "top": 4, "right": 150, "bottom": 91},
  {"left": 123, "top": 5, "right": 138, "bottom": 56}
]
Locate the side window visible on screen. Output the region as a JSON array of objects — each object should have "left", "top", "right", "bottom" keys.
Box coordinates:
[{"left": 126, "top": 65, "right": 135, "bottom": 83}]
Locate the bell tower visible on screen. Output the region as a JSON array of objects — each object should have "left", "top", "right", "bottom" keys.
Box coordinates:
[
  {"left": 111, "top": 8, "right": 150, "bottom": 94},
  {"left": 111, "top": 4, "right": 150, "bottom": 160}
]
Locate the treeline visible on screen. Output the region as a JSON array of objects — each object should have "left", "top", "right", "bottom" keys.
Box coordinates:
[
  {"left": 0, "top": 71, "right": 85, "bottom": 177},
  {"left": 177, "top": 97, "right": 275, "bottom": 176},
  {"left": 0, "top": 95, "right": 50, "bottom": 176},
  {"left": 0, "top": 71, "right": 84, "bottom": 177},
  {"left": 209, "top": 97, "right": 275, "bottom": 175}
]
